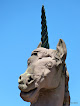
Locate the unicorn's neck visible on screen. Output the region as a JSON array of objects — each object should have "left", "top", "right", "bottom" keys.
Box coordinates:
[{"left": 31, "top": 76, "right": 65, "bottom": 106}]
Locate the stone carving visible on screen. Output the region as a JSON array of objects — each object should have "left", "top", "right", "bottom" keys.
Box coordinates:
[
  {"left": 18, "top": 5, "right": 70, "bottom": 106},
  {"left": 18, "top": 39, "right": 70, "bottom": 106}
]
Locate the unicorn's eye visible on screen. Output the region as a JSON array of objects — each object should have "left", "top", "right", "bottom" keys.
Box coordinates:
[
  {"left": 47, "top": 54, "right": 52, "bottom": 58},
  {"left": 31, "top": 52, "right": 37, "bottom": 56}
]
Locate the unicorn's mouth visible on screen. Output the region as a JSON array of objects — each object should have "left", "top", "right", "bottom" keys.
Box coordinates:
[
  {"left": 20, "top": 87, "right": 39, "bottom": 103},
  {"left": 20, "top": 87, "right": 38, "bottom": 98},
  {"left": 21, "top": 88, "right": 37, "bottom": 95}
]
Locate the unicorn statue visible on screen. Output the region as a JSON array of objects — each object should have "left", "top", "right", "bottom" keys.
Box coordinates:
[{"left": 18, "top": 5, "right": 70, "bottom": 106}]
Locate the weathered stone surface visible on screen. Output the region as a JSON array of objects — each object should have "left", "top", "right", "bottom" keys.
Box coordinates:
[{"left": 18, "top": 39, "right": 70, "bottom": 106}]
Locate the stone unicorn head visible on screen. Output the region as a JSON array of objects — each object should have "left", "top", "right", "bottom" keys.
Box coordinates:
[{"left": 18, "top": 6, "right": 70, "bottom": 106}]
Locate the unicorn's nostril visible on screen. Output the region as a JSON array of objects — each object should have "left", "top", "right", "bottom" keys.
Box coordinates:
[
  {"left": 19, "top": 76, "right": 21, "bottom": 80},
  {"left": 18, "top": 75, "right": 24, "bottom": 84},
  {"left": 28, "top": 76, "right": 33, "bottom": 82}
]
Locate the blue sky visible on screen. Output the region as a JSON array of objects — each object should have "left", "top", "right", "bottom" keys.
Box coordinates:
[{"left": 0, "top": 0, "right": 80, "bottom": 106}]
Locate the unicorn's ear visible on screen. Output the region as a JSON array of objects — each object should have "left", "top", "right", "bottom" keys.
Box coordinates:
[
  {"left": 37, "top": 42, "right": 42, "bottom": 48},
  {"left": 56, "top": 39, "right": 67, "bottom": 62}
]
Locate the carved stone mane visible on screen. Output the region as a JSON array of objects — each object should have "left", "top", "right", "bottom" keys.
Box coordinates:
[{"left": 18, "top": 39, "right": 70, "bottom": 106}]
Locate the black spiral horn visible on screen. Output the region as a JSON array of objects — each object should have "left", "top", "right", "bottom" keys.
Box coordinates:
[{"left": 41, "top": 5, "right": 50, "bottom": 49}]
